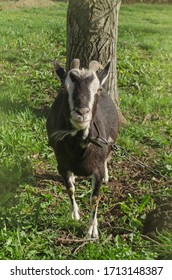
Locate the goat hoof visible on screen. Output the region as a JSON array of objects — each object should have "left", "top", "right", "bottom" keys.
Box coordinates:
[
  {"left": 103, "top": 175, "right": 109, "bottom": 184},
  {"left": 72, "top": 211, "right": 80, "bottom": 221},
  {"left": 103, "top": 178, "right": 109, "bottom": 184},
  {"left": 86, "top": 226, "right": 99, "bottom": 239},
  {"left": 86, "top": 233, "right": 99, "bottom": 240}
]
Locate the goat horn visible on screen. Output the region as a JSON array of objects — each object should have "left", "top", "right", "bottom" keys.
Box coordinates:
[
  {"left": 89, "top": 60, "right": 103, "bottom": 72},
  {"left": 54, "top": 60, "right": 61, "bottom": 71},
  {"left": 53, "top": 60, "right": 66, "bottom": 85},
  {"left": 70, "top": 58, "right": 80, "bottom": 69}
]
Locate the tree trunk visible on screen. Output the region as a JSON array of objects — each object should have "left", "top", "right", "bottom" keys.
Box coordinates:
[
  {"left": 66, "top": 0, "right": 126, "bottom": 125},
  {"left": 66, "top": 0, "right": 121, "bottom": 103}
]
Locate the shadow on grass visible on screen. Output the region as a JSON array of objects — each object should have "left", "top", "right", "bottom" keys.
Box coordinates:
[
  {"left": 0, "top": 156, "right": 33, "bottom": 207},
  {"left": 0, "top": 96, "right": 50, "bottom": 118},
  {"left": 33, "top": 172, "right": 63, "bottom": 189},
  {"left": 0, "top": 98, "right": 28, "bottom": 115}
]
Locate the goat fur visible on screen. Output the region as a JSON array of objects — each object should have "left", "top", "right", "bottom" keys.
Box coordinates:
[{"left": 46, "top": 61, "right": 119, "bottom": 238}]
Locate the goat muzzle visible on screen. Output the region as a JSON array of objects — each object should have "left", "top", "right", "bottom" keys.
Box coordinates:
[{"left": 70, "top": 107, "right": 92, "bottom": 130}]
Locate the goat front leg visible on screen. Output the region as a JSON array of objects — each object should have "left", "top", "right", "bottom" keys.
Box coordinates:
[
  {"left": 86, "top": 174, "right": 102, "bottom": 239},
  {"left": 64, "top": 171, "right": 80, "bottom": 221}
]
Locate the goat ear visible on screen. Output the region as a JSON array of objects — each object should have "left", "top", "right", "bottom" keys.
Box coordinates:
[
  {"left": 54, "top": 61, "right": 66, "bottom": 85},
  {"left": 98, "top": 62, "right": 110, "bottom": 86}
]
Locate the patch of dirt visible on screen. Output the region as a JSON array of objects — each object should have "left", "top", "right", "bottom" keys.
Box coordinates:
[
  {"left": 33, "top": 152, "right": 171, "bottom": 240},
  {"left": 1, "top": 0, "right": 55, "bottom": 10},
  {"left": 143, "top": 199, "right": 172, "bottom": 237}
]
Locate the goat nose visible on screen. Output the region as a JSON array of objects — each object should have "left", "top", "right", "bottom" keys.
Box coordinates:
[{"left": 75, "top": 107, "right": 90, "bottom": 116}]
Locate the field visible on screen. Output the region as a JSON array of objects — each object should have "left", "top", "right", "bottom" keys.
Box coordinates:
[{"left": 0, "top": 2, "right": 172, "bottom": 259}]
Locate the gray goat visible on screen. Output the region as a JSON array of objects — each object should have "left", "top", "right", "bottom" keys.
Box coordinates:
[{"left": 46, "top": 59, "right": 119, "bottom": 238}]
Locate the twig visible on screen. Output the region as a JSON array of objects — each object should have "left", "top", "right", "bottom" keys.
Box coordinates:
[
  {"left": 102, "top": 234, "right": 113, "bottom": 245},
  {"left": 140, "top": 234, "right": 160, "bottom": 245},
  {"left": 114, "top": 226, "right": 160, "bottom": 245},
  {"left": 112, "top": 144, "right": 171, "bottom": 181},
  {"left": 55, "top": 237, "right": 97, "bottom": 245},
  {"left": 72, "top": 242, "right": 89, "bottom": 254},
  {"left": 73, "top": 234, "right": 113, "bottom": 254}
]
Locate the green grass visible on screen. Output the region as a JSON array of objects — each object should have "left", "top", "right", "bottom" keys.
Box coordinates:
[{"left": 0, "top": 3, "right": 172, "bottom": 260}]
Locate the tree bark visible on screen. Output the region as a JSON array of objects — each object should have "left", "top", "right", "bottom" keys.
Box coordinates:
[{"left": 66, "top": 0, "right": 126, "bottom": 125}]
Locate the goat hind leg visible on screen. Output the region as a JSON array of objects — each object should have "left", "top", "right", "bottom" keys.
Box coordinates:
[
  {"left": 65, "top": 171, "right": 80, "bottom": 221},
  {"left": 86, "top": 175, "right": 102, "bottom": 239},
  {"left": 104, "top": 152, "right": 112, "bottom": 184},
  {"left": 104, "top": 159, "right": 109, "bottom": 184},
  {"left": 86, "top": 197, "right": 99, "bottom": 239}
]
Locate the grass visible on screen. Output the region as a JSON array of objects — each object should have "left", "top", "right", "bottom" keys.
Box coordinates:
[{"left": 0, "top": 2, "right": 172, "bottom": 260}]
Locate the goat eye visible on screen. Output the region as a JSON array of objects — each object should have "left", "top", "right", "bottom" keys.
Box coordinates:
[{"left": 98, "top": 87, "right": 103, "bottom": 94}]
